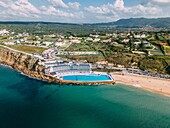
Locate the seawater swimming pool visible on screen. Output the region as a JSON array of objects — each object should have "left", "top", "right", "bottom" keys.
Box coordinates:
[{"left": 62, "top": 74, "right": 112, "bottom": 82}]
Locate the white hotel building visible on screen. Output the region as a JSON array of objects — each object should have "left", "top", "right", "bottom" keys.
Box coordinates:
[{"left": 45, "top": 60, "right": 91, "bottom": 77}]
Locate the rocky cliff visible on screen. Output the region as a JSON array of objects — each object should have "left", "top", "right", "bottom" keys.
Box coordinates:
[
  {"left": 0, "top": 47, "right": 58, "bottom": 83},
  {"left": 0, "top": 47, "right": 115, "bottom": 85}
]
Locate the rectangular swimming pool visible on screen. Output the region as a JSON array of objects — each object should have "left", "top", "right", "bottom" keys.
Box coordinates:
[{"left": 62, "top": 74, "right": 112, "bottom": 82}]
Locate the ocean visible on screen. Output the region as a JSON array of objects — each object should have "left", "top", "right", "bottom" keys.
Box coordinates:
[{"left": 0, "top": 65, "right": 170, "bottom": 128}]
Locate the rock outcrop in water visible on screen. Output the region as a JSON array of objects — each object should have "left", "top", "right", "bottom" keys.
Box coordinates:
[{"left": 0, "top": 47, "right": 115, "bottom": 85}]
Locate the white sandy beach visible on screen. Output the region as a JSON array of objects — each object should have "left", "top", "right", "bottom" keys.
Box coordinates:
[{"left": 111, "top": 73, "right": 170, "bottom": 97}]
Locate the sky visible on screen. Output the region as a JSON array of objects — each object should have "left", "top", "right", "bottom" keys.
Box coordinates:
[{"left": 0, "top": 0, "right": 170, "bottom": 23}]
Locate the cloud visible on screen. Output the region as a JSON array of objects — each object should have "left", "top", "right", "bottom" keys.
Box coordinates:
[
  {"left": 0, "top": 0, "right": 169, "bottom": 23},
  {"left": 84, "top": 5, "right": 111, "bottom": 14},
  {"left": 114, "top": 0, "right": 124, "bottom": 9},
  {"left": 152, "top": 0, "right": 170, "bottom": 3},
  {"left": 0, "top": 0, "right": 40, "bottom": 18},
  {"left": 14, "top": 0, "right": 40, "bottom": 14},
  {"left": 0, "top": 0, "right": 83, "bottom": 22},
  {"left": 84, "top": 0, "right": 163, "bottom": 22},
  {"left": 48, "top": 0, "right": 68, "bottom": 8},
  {"left": 40, "top": 6, "right": 72, "bottom": 18},
  {"left": 68, "top": 2, "right": 80, "bottom": 10},
  {"left": 142, "top": 0, "right": 170, "bottom": 6},
  {"left": 48, "top": 0, "right": 81, "bottom": 10},
  {"left": 148, "top": 0, "right": 170, "bottom": 6},
  {"left": 0, "top": 1, "right": 9, "bottom": 8},
  {"left": 39, "top": 5, "right": 84, "bottom": 21}
]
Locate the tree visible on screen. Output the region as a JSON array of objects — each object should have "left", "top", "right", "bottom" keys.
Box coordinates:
[
  {"left": 139, "top": 40, "right": 145, "bottom": 50},
  {"left": 166, "top": 66, "right": 170, "bottom": 74}
]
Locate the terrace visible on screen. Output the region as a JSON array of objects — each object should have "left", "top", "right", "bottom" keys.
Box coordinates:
[{"left": 44, "top": 61, "right": 114, "bottom": 82}]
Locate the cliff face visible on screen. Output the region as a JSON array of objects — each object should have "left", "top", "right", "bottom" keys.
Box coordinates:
[{"left": 0, "top": 47, "right": 58, "bottom": 83}]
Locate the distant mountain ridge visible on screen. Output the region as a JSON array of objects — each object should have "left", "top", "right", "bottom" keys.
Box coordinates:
[
  {"left": 93, "top": 17, "right": 170, "bottom": 28},
  {"left": 0, "top": 17, "right": 170, "bottom": 28},
  {"left": 0, "top": 21, "right": 78, "bottom": 25}
]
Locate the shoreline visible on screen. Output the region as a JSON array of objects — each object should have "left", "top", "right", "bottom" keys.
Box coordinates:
[
  {"left": 0, "top": 62, "right": 115, "bottom": 85},
  {"left": 0, "top": 47, "right": 115, "bottom": 85},
  {"left": 1, "top": 61, "right": 170, "bottom": 96},
  {"left": 1, "top": 46, "right": 169, "bottom": 94},
  {"left": 111, "top": 73, "right": 170, "bottom": 97}
]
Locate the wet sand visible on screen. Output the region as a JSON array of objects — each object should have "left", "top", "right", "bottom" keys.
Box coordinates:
[{"left": 111, "top": 73, "right": 170, "bottom": 97}]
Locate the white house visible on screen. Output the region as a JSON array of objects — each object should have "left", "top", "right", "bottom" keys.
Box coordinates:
[
  {"left": 71, "top": 39, "right": 81, "bottom": 43},
  {"left": 134, "top": 42, "right": 141, "bottom": 46},
  {"left": 141, "top": 34, "right": 146, "bottom": 38},
  {"left": 43, "top": 42, "right": 54, "bottom": 46},
  {"left": 0, "top": 29, "right": 9, "bottom": 35},
  {"left": 122, "top": 39, "right": 130, "bottom": 43},
  {"left": 90, "top": 34, "right": 99, "bottom": 38},
  {"left": 93, "top": 38, "right": 100, "bottom": 42},
  {"left": 86, "top": 37, "right": 93, "bottom": 42},
  {"left": 4, "top": 42, "right": 15, "bottom": 45},
  {"left": 55, "top": 42, "right": 66, "bottom": 47},
  {"left": 134, "top": 35, "right": 141, "bottom": 39}
]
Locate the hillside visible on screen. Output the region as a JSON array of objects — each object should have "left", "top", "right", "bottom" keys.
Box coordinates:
[
  {"left": 93, "top": 17, "right": 170, "bottom": 28},
  {"left": 0, "top": 17, "right": 170, "bottom": 30}
]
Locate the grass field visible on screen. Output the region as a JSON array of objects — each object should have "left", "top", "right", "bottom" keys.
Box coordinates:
[
  {"left": 57, "top": 54, "right": 105, "bottom": 63},
  {"left": 155, "top": 55, "right": 170, "bottom": 65},
  {"left": 66, "top": 42, "right": 97, "bottom": 51},
  {"left": 7, "top": 45, "right": 48, "bottom": 54},
  {"left": 164, "top": 46, "right": 170, "bottom": 55},
  {"left": 149, "top": 49, "right": 164, "bottom": 56}
]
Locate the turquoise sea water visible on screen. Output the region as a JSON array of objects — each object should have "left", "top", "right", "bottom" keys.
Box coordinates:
[
  {"left": 0, "top": 65, "right": 170, "bottom": 128},
  {"left": 63, "top": 74, "right": 111, "bottom": 82}
]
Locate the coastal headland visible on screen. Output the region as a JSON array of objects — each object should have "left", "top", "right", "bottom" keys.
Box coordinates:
[
  {"left": 112, "top": 73, "right": 170, "bottom": 97},
  {"left": 1, "top": 46, "right": 170, "bottom": 95},
  {"left": 0, "top": 47, "right": 115, "bottom": 85}
]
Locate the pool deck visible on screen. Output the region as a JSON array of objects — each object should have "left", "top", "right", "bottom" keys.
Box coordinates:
[
  {"left": 56, "top": 73, "right": 115, "bottom": 85},
  {"left": 62, "top": 74, "right": 112, "bottom": 82},
  {"left": 57, "top": 79, "right": 115, "bottom": 85}
]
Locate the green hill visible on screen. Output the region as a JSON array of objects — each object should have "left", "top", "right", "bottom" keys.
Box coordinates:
[{"left": 93, "top": 17, "right": 170, "bottom": 28}]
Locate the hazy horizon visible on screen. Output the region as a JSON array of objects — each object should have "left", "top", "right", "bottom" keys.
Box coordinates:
[{"left": 0, "top": 17, "right": 170, "bottom": 24}]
